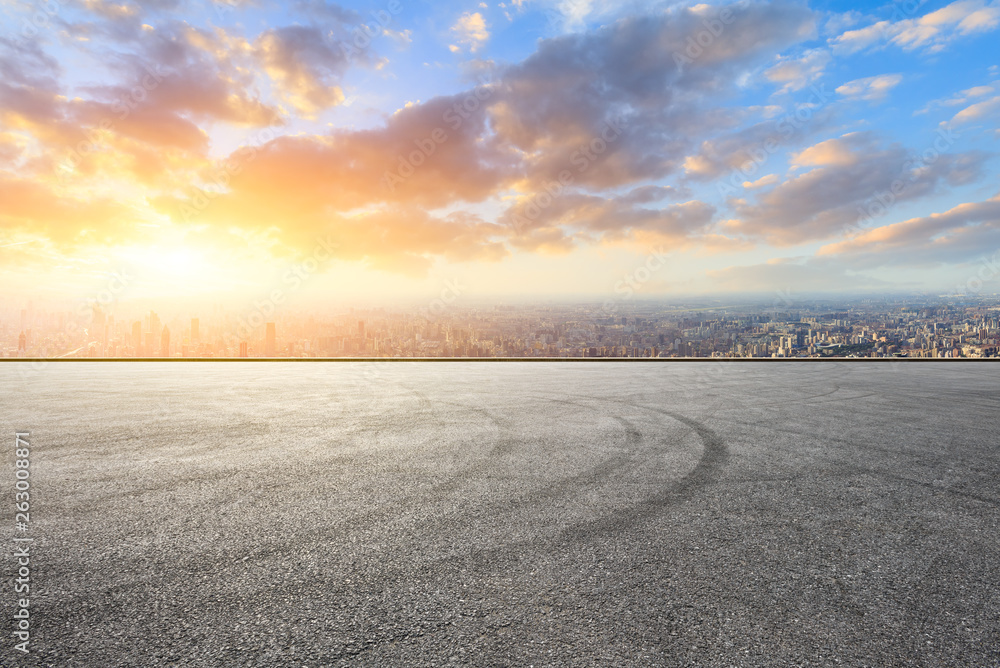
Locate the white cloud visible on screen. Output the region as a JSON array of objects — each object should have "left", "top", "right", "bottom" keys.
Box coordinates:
[
  {"left": 916, "top": 84, "right": 995, "bottom": 114},
  {"left": 383, "top": 28, "right": 413, "bottom": 47},
  {"left": 557, "top": 0, "right": 596, "bottom": 30},
  {"left": 791, "top": 136, "right": 861, "bottom": 168},
  {"left": 950, "top": 95, "right": 1000, "bottom": 124},
  {"left": 449, "top": 12, "right": 490, "bottom": 53},
  {"left": 512, "top": 0, "right": 643, "bottom": 33},
  {"left": 831, "top": 0, "right": 1000, "bottom": 54},
  {"left": 764, "top": 49, "right": 831, "bottom": 93},
  {"left": 836, "top": 74, "right": 903, "bottom": 102},
  {"left": 743, "top": 174, "right": 779, "bottom": 189},
  {"left": 823, "top": 10, "right": 864, "bottom": 35}
]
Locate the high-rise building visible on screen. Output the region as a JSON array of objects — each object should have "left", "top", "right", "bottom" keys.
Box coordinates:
[
  {"left": 148, "top": 311, "right": 161, "bottom": 345},
  {"left": 191, "top": 318, "right": 200, "bottom": 342},
  {"left": 132, "top": 321, "right": 142, "bottom": 356},
  {"left": 90, "top": 305, "right": 106, "bottom": 348},
  {"left": 239, "top": 341, "right": 248, "bottom": 358},
  {"left": 265, "top": 322, "right": 276, "bottom": 356},
  {"left": 99, "top": 320, "right": 109, "bottom": 356},
  {"left": 160, "top": 326, "right": 171, "bottom": 358}
]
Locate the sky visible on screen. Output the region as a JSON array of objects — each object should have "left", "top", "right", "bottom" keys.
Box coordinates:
[{"left": 0, "top": 0, "right": 998, "bottom": 309}]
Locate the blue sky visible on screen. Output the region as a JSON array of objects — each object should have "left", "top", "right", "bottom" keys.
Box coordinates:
[{"left": 0, "top": 0, "right": 998, "bottom": 305}]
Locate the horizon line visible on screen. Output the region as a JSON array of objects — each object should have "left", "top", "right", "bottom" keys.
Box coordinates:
[{"left": 1, "top": 357, "right": 996, "bottom": 363}]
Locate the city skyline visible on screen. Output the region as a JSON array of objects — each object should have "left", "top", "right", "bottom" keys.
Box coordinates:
[
  {"left": 6, "top": 294, "right": 999, "bottom": 358},
  {"left": 1, "top": 0, "right": 999, "bottom": 305}
]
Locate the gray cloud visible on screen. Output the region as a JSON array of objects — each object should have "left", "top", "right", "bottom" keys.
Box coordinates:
[
  {"left": 501, "top": 189, "right": 717, "bottom": 252},
  {"left": 818, "top": 193, "right": 1000, "bottom": 269},
  {"left": 254, "top": 26, "right": 355, "bottom": 116},
  {"left": 729, "top": 132, "right": 991, "bottom": 244},
  {"left": 490, "top": 1, "right": 818, "bottom": 188},
  {"left": 292, "top": 0, "right": 361, "bottom": 24}
]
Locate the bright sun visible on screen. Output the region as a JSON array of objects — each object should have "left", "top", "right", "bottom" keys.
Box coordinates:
[{"left": 115, "top": 245, "right": 215, "bottom": 297}]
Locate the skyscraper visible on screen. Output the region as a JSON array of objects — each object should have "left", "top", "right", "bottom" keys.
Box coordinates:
[
  {"left": 239, "top": 341, "right": 248, "bottom": 358},
  {"left": 90, "top": 305, "right": 106, "bottom": 354},
  {"left": 149, "top": 311, "right": 161, "bottom": 346},
  {"left": 191, "top": 318, "right": 200, "bottom": 342},
  {"left": 161, "top": 326, "right": 171, "bottom": 358},
  {"left": 132, "top": 321, "right": 142, "bottom": 357},
  {"left": 265, "top": 322, "right": 276, "bottom": 356}
]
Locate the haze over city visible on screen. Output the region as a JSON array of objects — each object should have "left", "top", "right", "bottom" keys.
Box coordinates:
[{"left": 5, "top": 294, "right": 1000, "bottom": 358}]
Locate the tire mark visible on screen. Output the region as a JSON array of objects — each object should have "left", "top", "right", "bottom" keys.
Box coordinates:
[
  {"left": 558, "top": 405, "right": 729, "bottom": 541},
  {"left": 838, "top": 463, "right": 1000, "bottom": 508},
  {"left": 408, "top": 406, "right": 653, "bottom": 530},
  {"left": 687, "top": 414, "right": 1000, "bottom": 507},
  {"left": 51, "top": 397, "right": 732, "bottom": 648}
]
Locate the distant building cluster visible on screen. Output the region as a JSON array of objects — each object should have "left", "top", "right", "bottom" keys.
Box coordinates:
[{"left": 3, "top": 297, "right": 999, "bottom": 359}]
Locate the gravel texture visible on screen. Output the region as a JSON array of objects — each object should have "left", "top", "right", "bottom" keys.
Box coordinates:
[{"left": 1, "top": 362, "right": 998, "bottom": 667}]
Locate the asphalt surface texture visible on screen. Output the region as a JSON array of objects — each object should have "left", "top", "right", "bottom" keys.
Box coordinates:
[{"left": 2, "top": 362, "right": 999, "bottom": 667}]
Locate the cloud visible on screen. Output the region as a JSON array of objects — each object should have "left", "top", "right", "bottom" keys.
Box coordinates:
[
  {"left": 82, "top": 35, "right": 283, "bottom": 129},
  {"left": 831, "top": 0, "right": 1000, "bottom": 54},
  {"left": 0, "top": 131, "right": 25, "bottom": 164},
  {"left": 764, "top": 49, "right": 831, "bottom": 93},
  {"left": 729, "top": 132, "right": 990, "bottom": 244},
  {"left": 817, "top": 193, "right": 1000, "bottom": 269},
  {"left": 153, "top": 87, "right": 517, "bottom": 251},
  {"left": 916, "top": 84, "right": 995, "bottom": 114},
  {"left": 384, "top": 28, "right": 413, "bottom": 47},
  {"left": 16, "top": 19, "right": 285, "bottom": 129},
  {"left": 742, "top": 173, "right": 778, "bottom": 189},
  {"left": 681, "top": 103, "right": 838, "bottom": 182},
  {"left": 254, "top": 26, "right": 353, "bottom": 117},
  {"left": 58, "top": 7, "right": 373, "bottom": 124},
  {"left": 0, "top": 19, "right": 288, "bottom": 195},
  {"left": 501, "top": 190, "right": 717, "bottom": 251},
  {"left": 790, "top": 135, "right": 860, "bottom": 167},
  {"left": 506, "top": 0, "right": 624, "bottom": 33},
  {"left": 79, "top": 0, "right": 145, "bottom": 21},
  {"left": 823, "top": 9, "right": 864, "bottom": 36},
  {"left": 619, "top": 185, "right": 692, "bottom": 204},
  {"left": 836, "top": 73, "right": 902, "bottom": 102},
  {"left": 0, "top": 36, "right": 60, "bottom": 90},
  {"left": 553, "top": 0, "right": 597, "bottom": 31},
  {"left": 7, "top": 0, "right": 996, "bottom": 288},
  {"left": 950, "top": 95, "right": 1000, "bottom": 125},
  {"left": 0, "top": 172, "right": 140, "bottom": 245},
  {"left": 291, "top": 0, "right": 361, "bottom": 24},
  {"left": 8, "top": 1, "right": 821, "bottom": 274},
  {"left": 493, "top": 2, "right": 817, "bottom": 188},
  {"left": 450, "top": 12, "right": 490, "bottom": 53}
]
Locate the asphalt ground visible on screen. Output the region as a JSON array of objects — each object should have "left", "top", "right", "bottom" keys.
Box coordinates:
[{"left": 2, "top": 362, "right": 998, "bottom": 666}]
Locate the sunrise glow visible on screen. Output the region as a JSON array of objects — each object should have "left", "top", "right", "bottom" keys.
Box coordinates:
[{"left": 0, "top": 0, "right": 998, "bottom": 309}]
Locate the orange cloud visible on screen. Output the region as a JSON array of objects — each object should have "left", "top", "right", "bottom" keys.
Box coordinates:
[{"left": 0, "top": 172, "right": 138, "bottom": 245}]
